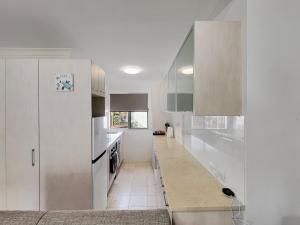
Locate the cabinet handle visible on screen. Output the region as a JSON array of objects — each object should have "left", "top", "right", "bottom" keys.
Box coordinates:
[
  {"left": 32, "top": 149, "right": 35, "bottom": 167},
  {"left": 163, "top": 191, "right": 169, "bottom": 207}
]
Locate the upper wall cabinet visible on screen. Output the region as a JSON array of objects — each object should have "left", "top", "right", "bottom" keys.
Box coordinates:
[
  {"left": 92, "top": 64, "right": 105, "bottom": 97},
  {"left": 162, "top": 21, "right": 242, "bottom": 116},
  {"left": 193, "top": 21, "right": 241, "bottom": 116}
]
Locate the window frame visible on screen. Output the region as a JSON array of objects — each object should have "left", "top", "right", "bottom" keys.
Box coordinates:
[{"left": 110, "top": 111, "right": 148, "bottom": 129}]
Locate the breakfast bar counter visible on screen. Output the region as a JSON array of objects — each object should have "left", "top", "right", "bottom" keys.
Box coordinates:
[{"left": 153, "top": 136, "right": 240, "bottom": 225}]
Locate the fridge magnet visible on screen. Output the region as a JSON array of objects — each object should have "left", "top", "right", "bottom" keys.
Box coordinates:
[{"left": 55, "top": 73, "right": 74, "bottom": 92}]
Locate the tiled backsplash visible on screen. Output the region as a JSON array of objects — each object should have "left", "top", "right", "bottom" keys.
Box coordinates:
[{"left": 169, "top": 112, "right": 245, "bottom": 203}]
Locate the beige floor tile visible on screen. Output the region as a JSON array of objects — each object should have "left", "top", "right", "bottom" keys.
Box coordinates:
[
  {"left": 131, "top": 186, "right": 147, "bottom": 195},
  {"left": 109, "top": 185, "right": 131, "bottom": 196},
  {"left": 129, "top": 195, "right": 147, "bottom": 207},
  {"left": 107, "top": 162, "right": 166, "bottom": 210},
  {"left": 107, "top": 195, "right": 130, "bottom": 209},
  {"left": 146, "top": 195, "right": 157, "bottom": 207}
]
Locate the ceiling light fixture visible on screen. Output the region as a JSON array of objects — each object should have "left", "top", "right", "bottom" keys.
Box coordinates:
[
  {"left": 179, "top": 66, "right": 193, "bottom": 75},
  {"left": 121, "top": 66, "right": 143, "bottom": 75}
]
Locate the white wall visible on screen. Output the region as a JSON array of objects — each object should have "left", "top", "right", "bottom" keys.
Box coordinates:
[
  {"left": 150, "top": 82, "right": 172, "bottom": 131},
  {"left": 246, "top": 1, "right": 300, "bottom": 225},
  {"left": 0, "top": 48, "right": 71, "bottom": 58},
  {"left": 0, "top": 59, "right": 6, "bottom": 209},
  {"left": 107, "top": 77, "right": 157, "bottom": 162},
  {"left": 215, "top": 0, "right": 242, "bottom": 20}
]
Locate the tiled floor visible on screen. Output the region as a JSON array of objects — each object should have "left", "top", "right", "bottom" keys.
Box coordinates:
[{"left": 107, "top": 162, "right": 165, "bottom": 210}]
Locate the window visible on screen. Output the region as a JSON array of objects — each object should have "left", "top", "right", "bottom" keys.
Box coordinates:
[
  {"left": 110, "top": 93, "right": 148, "bottom": 129},
  {"left": 130, "top": 112, "right": 148, "bottom": 128},
  {"left": 110, "top": 112, "right": 129, "bottom": 128},
  {"left": 110, "top": 111, "right": 148, "bottom": 129}
]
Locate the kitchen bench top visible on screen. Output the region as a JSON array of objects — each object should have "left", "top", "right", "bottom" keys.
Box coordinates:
[
  {"left": 106, "top": 131, "right": 123, "bottom": 149},
  {"left": 153, "top": 136, "right": 236, "bottom": 212}
]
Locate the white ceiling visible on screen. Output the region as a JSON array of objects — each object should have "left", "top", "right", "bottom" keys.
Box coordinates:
[{"left": 0, "top": 0, "right": 231, "bottom": 80}]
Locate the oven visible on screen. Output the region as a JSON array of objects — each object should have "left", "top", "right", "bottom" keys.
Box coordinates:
[
  {"left": 109, "top": 145, "right": 117, "bottom": 175},
  {"left": 108, "top": 138, "right": 122, "bottom": 189},
  {"left": 116, "top": 140, "right": 121, "bottom": 168}
]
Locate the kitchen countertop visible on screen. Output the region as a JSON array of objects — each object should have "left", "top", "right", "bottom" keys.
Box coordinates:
[
  {"left": 153, "top": 136, "right": 238, "bottom": 212},
  {"left": 106, "top": 131, "right": 123, "bottom": 149}
]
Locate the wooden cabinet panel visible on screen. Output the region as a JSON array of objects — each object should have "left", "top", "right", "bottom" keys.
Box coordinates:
[
  {"left": 98, "top": 67, "right": 105, "bottom": 96},
  {"left": 101, "top": 69, "right": 105, "bottom": 95},
  {"left": 39, "top": 59, "right": 92, "bottom": 210},
  {"left": 193, "top": 21, "right": 242, "bottom": 115},
  {"left": 5, "top": 59, "right": 39, "bottom": 210},
  {"left": 92, "top": 65, "right": 105, "bottom": 97},
  {"left": 0, "top": 59, "right": 5, "bottom": 210},
  {"left": 91, "top": 64, "right": 98, "bottom": 93},
  {"left": 162, "top": 21, "right": 242, "bottom": 115}
]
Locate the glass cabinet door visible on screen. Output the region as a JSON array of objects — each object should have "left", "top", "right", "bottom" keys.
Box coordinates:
[
  {"left": 161, "top": 74, "right": 168, "bottom": 111},
  {"left": 167, "top": 62, "right": 176, "bottom": 111},
  {"left": 175, "top": 29, "right": 194, "bottom": 111}
]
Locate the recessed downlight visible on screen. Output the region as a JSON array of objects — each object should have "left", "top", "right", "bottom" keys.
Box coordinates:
[
  {"left": 179, "top": 66, "right": 193, "bottom": 75},
  {"left": 121, "top": 66, "right": 143, "bottom": 75}
]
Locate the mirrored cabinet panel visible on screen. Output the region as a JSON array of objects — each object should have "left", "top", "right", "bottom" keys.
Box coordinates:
[
  {"left": 167, "top": 62, "right": 176, "bottom": 112},
  {"left": 176, "top": 29, "right": 194, "bottom": 112},
  {"left": 162, "top": 74, "right": 168, "bottom": 111}
]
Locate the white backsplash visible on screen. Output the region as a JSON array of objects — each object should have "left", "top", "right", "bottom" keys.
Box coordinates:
[{"left": 169, "top": 112, "right": 245, "bottom": 203}]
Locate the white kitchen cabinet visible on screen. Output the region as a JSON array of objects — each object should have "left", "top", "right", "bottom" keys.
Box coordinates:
[
  {"left": 92, "top": 64, "right": 105, "bottom": 97},
  {"left": 5, "top": 59, "right": 40, "bottom": 210},
  {"left": 1, "top": 58, "right": 105, "bottom": 211},
  {"left": 0, "top": 59, "right": 5, "bottom": 210},
  {"left": 99, "top": 67, "right": 105, "bottom": 96},
  {"left": 39, "top": 59, "right": 92, "bottom": 210},
  {"left": 91, "top": 64, "right": 98, "bottom": 94},
  {"left": 162, "top": 21, "right": 242, "bottom": 115}
]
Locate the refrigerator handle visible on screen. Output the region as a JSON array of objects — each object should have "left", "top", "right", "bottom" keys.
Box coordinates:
[
  {"left": 92, "top": 150, "right": 106, "bottom": 164},
  {"left": 32, "top": 149, "right": 35, "bottom": 167}
]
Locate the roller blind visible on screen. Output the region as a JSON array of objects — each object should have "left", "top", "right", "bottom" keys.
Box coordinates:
[{"left": 110, "top": 94, "right": 148, "bottom": 111}]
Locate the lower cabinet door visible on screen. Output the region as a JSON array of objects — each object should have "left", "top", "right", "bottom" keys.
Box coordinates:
[{"left": 5, "top": 59, "right": 40, "bottom": 210}]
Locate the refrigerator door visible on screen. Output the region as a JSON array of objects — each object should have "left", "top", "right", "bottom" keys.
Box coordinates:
[
  {"left": 92, "top": 150, "right": 108, "bottom": 209},
  {"left": 92, "top": 117, "right": 107, "bottom": 160}
]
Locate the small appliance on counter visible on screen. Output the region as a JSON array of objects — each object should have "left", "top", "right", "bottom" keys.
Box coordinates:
[
  {"left": 165, "top": 122, "right": 170, "bottom": 132},
  {"left": 153, "top": 130, "right": 166, "bottom": 135},
  {"left": 167, "top": 126, "right": 174, "bottom": 138}
]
